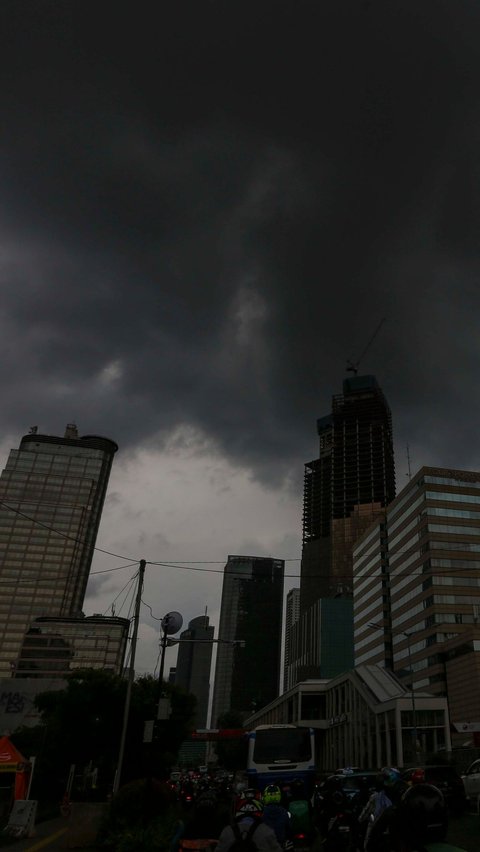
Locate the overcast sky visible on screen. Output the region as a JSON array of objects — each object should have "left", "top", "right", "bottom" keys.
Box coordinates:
[{"left": 2, "top": 1, "right": 480, "bottom": 679}]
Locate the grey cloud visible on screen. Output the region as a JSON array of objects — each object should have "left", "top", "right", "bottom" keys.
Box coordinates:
[{"left": 1, "top": 2, "right": 480, "bottom": 486}]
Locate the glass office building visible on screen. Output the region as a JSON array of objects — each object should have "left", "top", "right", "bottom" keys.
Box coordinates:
[
  {"left": 0, "top": 425, "right": 118, "bottom": 677},
  {"left": 211, "top": 555, "right": 285, "bottom": 724}
]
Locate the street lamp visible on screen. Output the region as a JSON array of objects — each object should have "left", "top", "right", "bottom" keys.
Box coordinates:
[
  {"left": 157, "top": 612, "right": 183, "bottom": 720},
  {"left": 156, "top": 618, "right": 245, "bottom": 720},
  {"left": 368, "top": 621, "right": 419, "bottom": 759}
]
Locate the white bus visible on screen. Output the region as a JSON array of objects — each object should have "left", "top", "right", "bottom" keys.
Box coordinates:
[{"left": 246, "top": 724, "right": 316, "bottom": 794}]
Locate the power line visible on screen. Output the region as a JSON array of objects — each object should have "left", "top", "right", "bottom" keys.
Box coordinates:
[
  {"left": 0, "top": 500, "right": 138, "bottom": 562},
  {"left": 102, "top": 570, "right": 139, "bottom": 617}
]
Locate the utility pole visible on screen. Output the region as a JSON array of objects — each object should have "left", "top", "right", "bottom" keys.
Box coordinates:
[{"left": 113, "top": 559, "right": 146, "bottom": 795}]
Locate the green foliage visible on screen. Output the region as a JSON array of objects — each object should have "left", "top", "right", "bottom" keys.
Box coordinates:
[
  {"left": 98, "top": 778, "right": 179, "bottom": 851},
  {"left": 12, "top": 669, "right": 197, "bottom": 798}
]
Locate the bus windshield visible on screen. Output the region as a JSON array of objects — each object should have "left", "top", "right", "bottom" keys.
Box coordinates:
[{"left": 252, "top": 728, "right": 312, "bottom": 763}]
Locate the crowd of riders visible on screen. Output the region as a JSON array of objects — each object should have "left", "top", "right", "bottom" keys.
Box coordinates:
[{"left": 169, "top": 765, "right": 468, "bottom": 852}]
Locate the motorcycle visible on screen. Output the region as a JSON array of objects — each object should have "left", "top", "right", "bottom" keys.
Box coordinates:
[
  {"left": 323, "top": 791, "right": 359, "bottom": 852},
  {"left": 288, "top": 796, "right": 317, "bottom": 850}
]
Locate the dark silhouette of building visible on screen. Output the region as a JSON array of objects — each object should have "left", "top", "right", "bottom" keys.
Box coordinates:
[
  {"left": 301, "top": 375, "right": 395, "bottom": 611},
  {"left": 293, "top": 375, "right": 395, "bottom": 683},
  {"left": 175, "top": 615, "right": 214, "bottom": 727},
  {"left": 211, "top": 555, "right": 285, "bottom": 723}
]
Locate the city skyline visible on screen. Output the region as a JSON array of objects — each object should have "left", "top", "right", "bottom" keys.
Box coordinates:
[{"left": 1, "top": 3, "right": 480, "bottom": 680}]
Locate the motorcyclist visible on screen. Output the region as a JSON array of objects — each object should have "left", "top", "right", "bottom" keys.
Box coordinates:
[
  {"left": 261, "top": 784, "right": 292, "bottom": 846},
  {"left": 216, "top": 792, "right": 283, "bottom": 852},
  {"left": 392, "top": 782, "right": 449, "bottom": 851},
  {"left": 287, "top": 777, "right": 315, "bottom": 844},
  {"left": 362, "top": 768, "right": 404, "bottom": 852},
  {"left": 170, "top": 789, "right": 227, "bottom": 852},
  {"left": 358, "top": 773, "right": 392, "bottom": 850}
]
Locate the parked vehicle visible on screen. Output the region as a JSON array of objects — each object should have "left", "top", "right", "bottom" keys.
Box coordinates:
[
  {"left": 461, "top": 758, "right": 480, "bottom": 805},
  {"left": 401, "top": 765, "right": 467, "bottom": 815}
]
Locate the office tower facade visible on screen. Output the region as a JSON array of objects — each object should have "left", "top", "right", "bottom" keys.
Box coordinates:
[
  {"left": 175, "top": 615, "right": 214, "bottom": 727},
  {"left": 0, "top": 425, "right": 118, "bottom": 677},
  {"left": 283, "top": 588, "right": 300, "bottom": 692},
  {"left": 211, "top": 555, "right": 285, "bottom": 724},
  {"left": 353, "top": 467, "right": 480, "bottom": 737},
  {"left": 289, "top": 597, "right": 354, "bottom": 683},
  {"left": 353, "top": 515, "right": 391, "bottom": 668},
  {"left": 293, "top": 375, "right": 395, "bottom": 683},
  {"left": 15, "top": 614, "right": 129, "bottom": 678}
]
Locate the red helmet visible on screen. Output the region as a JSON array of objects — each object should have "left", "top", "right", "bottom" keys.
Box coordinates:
[{"left": 411, "top": 768, "right": 425, "bottom": 785}]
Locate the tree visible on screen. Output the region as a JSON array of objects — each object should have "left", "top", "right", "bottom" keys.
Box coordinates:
[{"left": 12, "top": 669, "right": 197, "bottom": 799}]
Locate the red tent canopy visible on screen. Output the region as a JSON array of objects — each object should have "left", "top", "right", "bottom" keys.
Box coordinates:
[
  {"left": 0, "top": 736, "right": 27, "bottom": 771},
  {"left": 0, "top": 736, "right": 30, "bottom": 800}
]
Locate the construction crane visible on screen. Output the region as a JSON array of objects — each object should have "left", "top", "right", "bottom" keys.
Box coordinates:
[{"left": 346, "top": 317, "right": 386, "bottom": 375}]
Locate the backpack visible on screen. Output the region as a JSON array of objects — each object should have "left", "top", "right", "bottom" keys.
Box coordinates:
[
  {"left": 230, "top": 821, "right": 260, "bottom": 852},
  {"left": 288, "top": 799, "right": 311, "bottom": 833}
]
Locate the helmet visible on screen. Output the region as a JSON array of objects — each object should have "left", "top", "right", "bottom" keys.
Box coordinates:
[
  {"left": 195, "top": 790, "right": 217, "bottom": 810},
  {"left": 262, "top": 784, "right": 282, "bottom": 805},
  {"left": 235, "top": 796, "right": 263, "bottom": 817},
  {"left": 410, "top": 768, "right": 425, "bottom": 785},
  {"left": 396, "top": 783, "right": 448, "bottom": 845},
  {"left": 242, "top": 788, "right": 260, "bottom": 801},
  {"left": 381, "top": 767, "right": 401, "bottom": 787}
]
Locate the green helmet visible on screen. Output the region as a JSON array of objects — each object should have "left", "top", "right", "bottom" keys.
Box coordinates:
[{"left": 262, "top": 784, "right": 282, "bottom": 805}]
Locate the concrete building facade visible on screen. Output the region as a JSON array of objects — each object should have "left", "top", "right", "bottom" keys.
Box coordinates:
[
  {"left": 283, "top": 588, "right": 300, "bottom": 692},
  {"left": 353, "top": 466, "right": 480, "bottom": 743},
  {"left": 15, "top": 615, "right": 129, "bottom": 678},
  {"left": 245, "top": 665, "right": 450, "bottom": 771}
]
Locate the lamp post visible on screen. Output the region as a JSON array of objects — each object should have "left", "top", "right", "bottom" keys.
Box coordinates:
[
  {"left": 368, "top": 621, "right": 419, "bottom": 759},
  {"left": 157, "top": 612, "right": 183, "bottom": 720}
]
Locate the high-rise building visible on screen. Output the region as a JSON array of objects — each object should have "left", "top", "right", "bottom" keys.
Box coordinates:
[
  {"left": 301, "top": 375, "right": 395, "bottom": 610},
  {"left": 292, "top": 375, "right": 395, "bottom": 683},
  {"left": 175, "top": 615, "right": 214, "bottom": 727},
  {"left": 353, "top": 466, "right": 480, "bottom": 742},
  {"left": 0, "top": 425, "right": 118, "bottom": 677},
  {"left": 283, "top": 588, "right": 300, "bottom": 692},
  {"left": 211, "top": 555, "right": 285, "bottom": 724}
]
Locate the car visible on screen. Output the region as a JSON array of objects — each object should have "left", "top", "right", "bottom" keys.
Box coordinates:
[
  {"left": 402, "top": 765, "right": 467, "bottom": 815},
  {"left": 461, "top": 758, "right": 480, "bottom": 805}
]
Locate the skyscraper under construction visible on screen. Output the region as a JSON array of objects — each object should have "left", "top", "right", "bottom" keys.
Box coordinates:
[{"left": 291, "top": 375, "right": 395, "bottom": 683}]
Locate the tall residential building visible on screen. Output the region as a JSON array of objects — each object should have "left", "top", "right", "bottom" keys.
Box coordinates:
[
  {"left": 175, "top": 615, "right": 214, "bottom": 728},
  {"left": 353, "top": 466, "right": 480, "bottom": 740},
  {"left": 211, "top": 555, "right": 285, "bottom": 724},
  {"left": 292, "top": 375, "right": 395, "bottom": 683},
  {"left": 283, "top": 588, "right": 300, "bottom": 692},
  {"left": 0, "top": 425, "right": 118, "bottom": 677}
]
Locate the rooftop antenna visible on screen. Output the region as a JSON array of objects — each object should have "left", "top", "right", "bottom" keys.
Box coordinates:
[{"left": 346, "top": 317, "right": 386, "bottom": 375}]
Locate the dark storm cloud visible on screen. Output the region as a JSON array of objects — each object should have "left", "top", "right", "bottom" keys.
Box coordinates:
[{"left": 2, "top": 1, "right": 480, "bottom": 482}]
